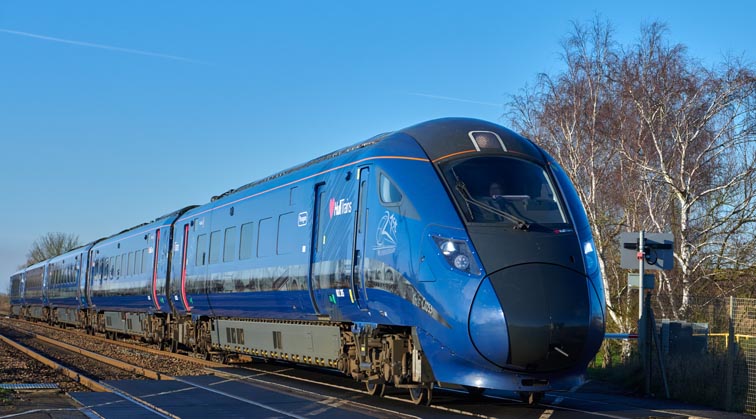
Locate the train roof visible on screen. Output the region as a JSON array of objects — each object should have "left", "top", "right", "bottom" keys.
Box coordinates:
[
  {"left": 211, "top": 132, "right": 392, "bottom": 202},
  {"left": 94, "top": 205, "right": 198, "bottom": 245},
  {"left": 206, "top": 118, "right": 543, "bottom": 205},
  {"left": 25, "top": 260, "right": 47, "bottom": 271},
  {"left": 48, "top": 243, "right": 92, "bottom": 263},
  {"left": 398, "top": 118, "right": 545, "bottom": 163}
]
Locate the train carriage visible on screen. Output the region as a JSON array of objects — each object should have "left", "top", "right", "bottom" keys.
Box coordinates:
[
  {"left": 46, "top": 245, "right": 91, "bottom": 326},
  {"left": 9, "top": 270, "right": 24, "bottom": 317},
  {"left": 12, "top": 118, "right": 605, "bottom": 405},
  {"left": 22, "top": 261, "right": 49, "bottom": 321},
  {"left": 87, "top": 208, "right": 193, "bottom": 340}
]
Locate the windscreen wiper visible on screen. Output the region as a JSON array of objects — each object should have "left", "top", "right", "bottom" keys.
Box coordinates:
[{"left": 455, "top": 181, "right": 530, "bottom": 230}]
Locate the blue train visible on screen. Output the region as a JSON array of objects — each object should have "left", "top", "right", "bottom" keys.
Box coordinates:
[{"left": 9, "top": 118, "right": 605, "bottom": 404}]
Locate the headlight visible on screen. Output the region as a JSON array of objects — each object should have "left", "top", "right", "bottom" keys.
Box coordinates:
[
  {"left": 582, "top": 238, "right": 599, "bottom": 276},
  {"left": 432, "top": 236, "right": 480, "bottom": 275}
]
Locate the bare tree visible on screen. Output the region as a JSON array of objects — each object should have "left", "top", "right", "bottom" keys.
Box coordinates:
[
  {"left": 618, "top": 23, "right": 756, "bottom": 317},
  {"left": 509, "top": 18, "right": 756, "bottom": 334},
  {"left": 509, "top": 18, "right": 634, "bottom": 335},
  {"left": 23, "top": 232, "right": 81, "bottom": 267}
]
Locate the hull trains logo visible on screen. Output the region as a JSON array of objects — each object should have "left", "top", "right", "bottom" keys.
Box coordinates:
[
  {"left": 328, "top": 198, "right": 352, "bottom": 218},
  {"left": 374, "top": 211, "right": 398, "bottom": 255}
]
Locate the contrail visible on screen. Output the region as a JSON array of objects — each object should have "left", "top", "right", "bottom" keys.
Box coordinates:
[
  {"left": 406, "top": 92, "right": 502, "bottom": 107},
  {"left": 0, "top": 28, "right": 207, "bottom": 64}
]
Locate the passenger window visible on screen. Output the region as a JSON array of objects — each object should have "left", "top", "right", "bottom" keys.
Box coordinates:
[
  {"left": 277, "top": 212, "right": 296, "bottom": 255},
  {"left": 224, "top": 227, "right": 237, "bottom": 262},
  {"left": 109, "top": 257, "right": 115, "bottom": 279},
  {"left": 239, "top": 222, "right": 255, "bottom": 260},
  {"left": 257, "top": 218, "right": 275, "bottom": 258},
  {"left": 209, "top": 230, "right": 222, "bottom": 264},
  {"left": 196, "top": 234, "right": 208, "bottom": 266},
  {"left": 121, "top": 254, "right": 128, "bottom": 278},
  {"left": 289, "top": 186, "right": 298, "bottom": 206},
  {"left": 135, "top": 250, "right": 142, "bottom": 275},
  {"left": 317, "top": 190, "right": 328, "bottom": 252},
  {"left": 142, "top": 249, "right": 149, "bottom": 273},
  {"left": 127, "top": 252, "right": 134, "bottom": 276},
  {"left": 379, "top": 174, "right": 402, "bottom": 204},
  {"left": 115, "top": 255, "right": 121, "bottom": 278}
]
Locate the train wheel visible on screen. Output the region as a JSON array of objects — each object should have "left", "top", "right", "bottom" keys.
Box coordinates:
[
  {"left": 408, "top": 383, "right": 433, "bottom": 406},
  {"left": 518, "top": 391, "right": 544, "bottom": 405},
  {"left": 366, "top": 381, "right": 385, "bottom": 397}
]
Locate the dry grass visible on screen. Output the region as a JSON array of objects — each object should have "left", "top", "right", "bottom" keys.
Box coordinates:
[
  {"left": 589, "top": 339, "right": 747, "bottom": 412},
  {"left": 0, "top": 294, "right": 9, "bottom": 316}
]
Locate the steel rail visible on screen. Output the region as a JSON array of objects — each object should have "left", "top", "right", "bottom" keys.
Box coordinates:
[{"left": 0, "top": 333, "right": 109, "bottom": 393}]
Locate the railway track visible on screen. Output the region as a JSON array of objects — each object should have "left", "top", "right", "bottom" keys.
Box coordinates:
[
  {"left": 0, "top": 318, "right": 213, "bottom": 376},
  {"left": 0, "top": 325, "right": 152, "bottom": 384},
  {"left": 1, "top": 318, "right": 744, "bottom": 418}
]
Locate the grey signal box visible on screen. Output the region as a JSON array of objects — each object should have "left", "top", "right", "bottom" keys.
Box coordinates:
[{"left": 619, "top": 232, "right": 674, "bottom": 271}]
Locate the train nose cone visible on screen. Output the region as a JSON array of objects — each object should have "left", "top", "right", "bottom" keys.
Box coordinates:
[{"left": 470, "top": 264, "right": 589, "bottom": 371}]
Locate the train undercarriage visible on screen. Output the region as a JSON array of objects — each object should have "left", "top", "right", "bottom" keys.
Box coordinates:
[{"left": 11, "top": 306, "right": 440, "bottom": 405}]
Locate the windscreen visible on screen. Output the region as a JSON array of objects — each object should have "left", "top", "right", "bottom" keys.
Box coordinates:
[{"left": 441, "top": 156, "right": 569, "bottom": 226}]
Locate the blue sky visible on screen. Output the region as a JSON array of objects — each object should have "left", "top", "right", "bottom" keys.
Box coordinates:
[{"left": 1, "top": 1, "right": 754, "bottom": 293}]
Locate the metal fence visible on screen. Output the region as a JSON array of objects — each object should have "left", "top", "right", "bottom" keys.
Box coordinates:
[
  {"left": 652, "top": 296, "right": 756, "bottom": 414},
  {"left": 596, "top": 296, "right": 756, "bottom": 414},
  {"left": 733, "top": 298, "right": 756, "bottom": 415}
]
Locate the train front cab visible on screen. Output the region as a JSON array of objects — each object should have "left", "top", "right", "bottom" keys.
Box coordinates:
[{"left": 402, "top": 119, "right": 605, "bottom": 396}]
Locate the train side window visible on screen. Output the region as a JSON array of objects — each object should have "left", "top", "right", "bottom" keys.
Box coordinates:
[
  {"left": 209, "top": 230, "right": 222, "bottom": 264},
  {"left": 379, "top": 173, "right": 403, "bottom": 204},
  {"left": 277, "top": 212, "right": 295, "bottom": 255},
  {"left": 224, "top": 226, "right": 237, "bottom": 262},
  {"left": 289, "top": 186, "right": 298, "bottom": 206},
  {"left": 121, "top": 253, "right": 128, "bottom": 278},
  {"left": 257, "top": 217, "right": 275, "bottom": 258},
  {"left": 239, "top": 222, "right": 255, "bottom": 260},
  {"left": 95, "top": 260, "right": 102, "bottom": 282},
  {"left": 141, "top": 248, "right": 149, "bottom": 273},
  {"left": 127, "top": 252, "right": 134, "bottom": 276},
  {"left": 196, "top": 234, "right": 208, "bottom": 266},
  {"left": 136, "top": 250, "right": 141, "bottom": 274},
  {"left": 109, "top": 257, "right": 115, "bottom": 279},
  {"left": 115, "top": 255, "right": 121, "bottom": 278},
  {"left": 317, "top": 190, "right": 328, "bottom": 252}
]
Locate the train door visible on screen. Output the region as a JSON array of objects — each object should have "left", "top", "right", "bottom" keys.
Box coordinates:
[
  {"left": 169, "top": 221, "right": 194, "bottom": 314},
  {"left": 85, "top": 249, "right": 94, "bottom": 307},
  {"left": 351, "top": 166, "right": 370, "bottom": 310},
  {"left": 177, "top": 222, "right": 192, "bottom": 312},
  {"left": 308, "top": 182, "right": 326, "bottom": 315},
  {"left": 76, "top": 252, "right": 84, "bottom": 307},
  {"left": 150, "top": 229, "right": 162, "bottom": 312}
]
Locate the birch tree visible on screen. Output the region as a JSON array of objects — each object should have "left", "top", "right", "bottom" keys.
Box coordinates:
[
  {"left": 618, "top": 23, "right": 756, "bottom": 317},
  {"left": 509, "top": 18, "right": 756, "bottom": 330}
]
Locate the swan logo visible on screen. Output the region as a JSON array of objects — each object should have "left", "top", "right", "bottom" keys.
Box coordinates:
[{"left": 374, "top": 211, "right": 398, "bottom": 255}]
